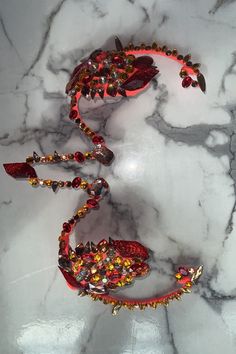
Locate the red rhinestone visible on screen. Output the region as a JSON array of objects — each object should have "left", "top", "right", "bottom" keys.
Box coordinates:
[
  {"left": 72, "top": 177, "right": 82, "bottom": 188},
  {"left": 86, "top": 199, "right": 99, "bottom": 209},
  {"left": 74, "top": 151, "right": 85, "bottom": 163},
  {"left": 182, "top": 76, "right": 192, "bottom": 88},
  {"left": 92, "top": 135, "right": 105, "bottom": 145},
  {"left": 69, "top": 110, "right": 78, "bottom": 120},
  {"left": 63, "top": 222, "right": 71, "bottom": 233}
]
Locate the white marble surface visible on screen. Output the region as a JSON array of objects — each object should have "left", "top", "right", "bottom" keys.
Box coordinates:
[{"left": 1, "top": 0, "right": 236, "bottom": 353}]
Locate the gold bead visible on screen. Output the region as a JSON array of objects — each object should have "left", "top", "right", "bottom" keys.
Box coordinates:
[
  {"left": 124, "top": 275, "right": 133, "bottom": 283},
  {"left": 26, "top": 156, "right": 34, "bottom": 163},
  {"left": 185, "top": 281, "right": 193, "bottom": 288},
  {"left": 84, "top": 152, "right": 92, "bottom": 159},
  {"left": 69, "top": 251, "right": 76, "bottom": 261},
  {"left": 114, "top": 256, "right": 122, "bottom": 265},
  {"left": 84, "top": 127, "right": 90, "bottom": 134},
  {"left": 28, "top": 178, "right": 38, "bottom": 187},
  {"left": 107, "top": 263, "right": 114, "bottom": 271},
  {"left": 94, "top": 254, "right": 102, "bottom": 262},
  {"left": 47, "top": 155, "right": 54, "bottom": 162},
  {"left": 77, "top": 209, "right": 85, "bottom": 218},
  {"left": 117, "top": 280, "right": 125, "bottom": 287},
  {"left": 180, "top": 70, "right": 187, "bottom": 78},
  {"left": 91, "top": 274, "right": 101, "bottom": 283},
  {"left": 175, "top": 273, "right": 182, "bottom": 280},
  {"left": 72, "top": 259, "right": 83, "bottom": 272},
  {"left": 44, "top": 179, "right": 52, "bottom": 187},
  {"left": 123, "top": 259, "right": 132, "bottom": 268},
  {"left": 80, "top": 181, "right": 88, "bottom": 189},
  {"left": 82, "top": 205, "right": 89, "bottom": 213}
]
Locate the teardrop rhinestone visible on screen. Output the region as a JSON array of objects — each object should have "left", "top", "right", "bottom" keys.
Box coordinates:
[
  {"left": 117, "top": 87, "right": 127, "bottom": 97},
  {"left": 75, "top": 243, "right": 84, "bottom": 256},
  {"left": 106, "top": 84, "right": 117, "bottom": 97},
  {"left": 52, "top": 181, "right": 59, "bottom": 193},
  {"left": 81, "top": 85, "right": 90, "bottom": 97},
  {"left": 98, "top": 88, "right": 104, "bottom": 99}
]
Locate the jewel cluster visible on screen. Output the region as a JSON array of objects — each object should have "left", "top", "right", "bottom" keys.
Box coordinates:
[{"left": 59, "top": 238, "right": 150, "bottom": 295}]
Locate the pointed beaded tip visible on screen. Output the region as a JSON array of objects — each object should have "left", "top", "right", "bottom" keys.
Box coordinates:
[
  {"left": 3, "top": 162, "right": 37, "bottom": 179},
  {"left": 114, "top": 36, "right": 123, "bottom": 51}
]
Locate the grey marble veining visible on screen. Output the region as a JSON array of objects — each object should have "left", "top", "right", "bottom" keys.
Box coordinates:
[{"left": 0, "top": 0, "right": 236, "bottom": 353}]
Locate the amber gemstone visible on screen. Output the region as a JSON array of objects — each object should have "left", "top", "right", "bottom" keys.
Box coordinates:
[
  {"left": 107, "top": 84, "right": 117, "bottom": 97},
  {"left": 92, "top": 146, "right": 114, "bottom": 165},
  {"left": 3, "top": 162, "right": 37, "bottom": 179},
  {"left": 182, "top": 76, "right": 192, "bottom": 88},
  {"left": 72, "top": 177, "right": 82, "bottom": 189},
  {"left": 133, "top": 56, "right": 153, "bottom": 69},
  {"left": 28, "top": 178, "right": 38, "bottom": 186},
  {"left": 97, "top": 239, "right": 109, "bottom": 251},
  {"left": 74, "top": 151, "right": 85, "bottom": 163}
]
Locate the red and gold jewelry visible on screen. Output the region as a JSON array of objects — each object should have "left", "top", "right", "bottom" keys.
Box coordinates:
[{"left": 3, "top": 36, "right": 204, "bottom": 315}]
